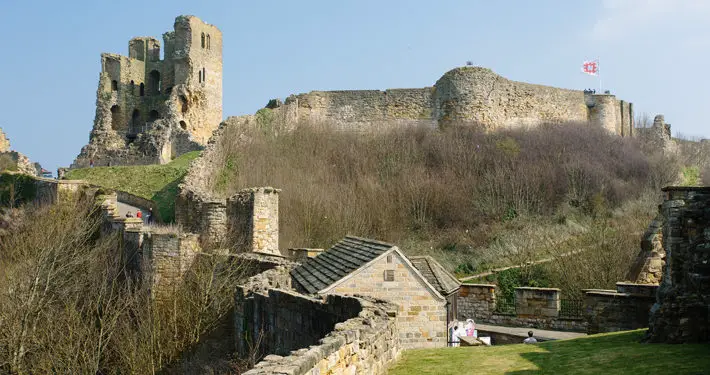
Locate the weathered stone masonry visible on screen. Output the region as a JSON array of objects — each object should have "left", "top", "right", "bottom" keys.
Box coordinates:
[
  {"left": 268, "top": 66, "right": 634, "bottom": 136},
  {"left": 647, "top": 186, "right": 710, "bottom": 343},
  {"left": 236, "top": 266, "right": 401, "bottom": 375},
  {"left": 73, "top": 15, "right": 223, "bottom": 167}
]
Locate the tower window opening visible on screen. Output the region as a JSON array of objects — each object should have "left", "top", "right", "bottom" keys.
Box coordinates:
[
  {"left": 148, "top": 70, "right": 161, "bottom": 95},
  {"left": 139, "top": 83, "right": 145, "bottom": 96},
  {"left": 111, "top": 80, "right": 118, "bottom": 91},
  {"left": 130, "top": 109, "right": 141, "bottom": 135},
  {"left": 207, "top": 34, "right": 211, "bottom": 49},
  {"left": 198, "top": 70, "right": 202, "bottom": 83},
  {"left": 201, "top": 32, "right": 205, "bottom": 48},
  {"left": 202, "top": 68, "right": 206, "bottom": 83},
  {"left": 130, "top": 80, "right": 135, "bottom": 94},
  {"left": 110, "top": 105, "right": 121, "bottom": 130}
]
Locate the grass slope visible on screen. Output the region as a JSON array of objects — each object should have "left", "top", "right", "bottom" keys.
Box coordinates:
[
  {"left": 64, "top": 151, "right": 200, "bottom": 222},
  {"left": 388, "top": 330, "right": 710, "bottom": 375}
]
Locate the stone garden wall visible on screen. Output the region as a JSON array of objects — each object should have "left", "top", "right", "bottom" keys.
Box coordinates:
[
  {"left": 457, "top": 283, "right": 659, "bottom": 333},
  {"left": 584, "top": 283, "right": 658, "bottom": 334},
  {"left": 457, "top": 284, "right": 586, "bottom": 332}
]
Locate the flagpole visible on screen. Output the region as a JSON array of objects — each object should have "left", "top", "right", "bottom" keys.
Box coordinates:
[{"left": 598, "top": 58, "right": 602, "bottom": 93}]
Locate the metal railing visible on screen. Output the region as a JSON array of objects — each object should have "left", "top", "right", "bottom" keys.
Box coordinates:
[
  {"left": 559, "top": 298, "right": 584, "bottom": 318},
  {"left": 494, "top": 294, "right": 516, "bottom": 316}
]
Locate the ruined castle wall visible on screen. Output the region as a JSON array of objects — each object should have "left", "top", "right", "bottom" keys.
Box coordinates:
[
  {"left": 432, "top": 67, "right": 590, "bottom": 130},
  {"left": 589, "top": 94, "right": 619, "bottom": 134},
  {"left": 143, "top": 231, "right": 201, "bottom": 295},
  {"left": 647, "top": 187, "right": 710, "bottom": 343},
  {"left": 282, "top": 87, "right": 436, "bottom": 130},
  {"left": 171, "top": 16, "right": 223, "bottom": 143},
  {"left": 327, "top": 251, "right": 447, "bottom": 348}
]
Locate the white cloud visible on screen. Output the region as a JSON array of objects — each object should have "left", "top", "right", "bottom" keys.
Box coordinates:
[{"left": 592, "top": 0, "right": 710, "bottom": 41}]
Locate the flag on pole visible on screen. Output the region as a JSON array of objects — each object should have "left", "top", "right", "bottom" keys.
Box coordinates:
[{"left": 582, "top": 60, "right": 599, "bottom": 76}]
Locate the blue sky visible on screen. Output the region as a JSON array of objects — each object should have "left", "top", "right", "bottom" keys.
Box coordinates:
[{"left": 1, "top": 0, "right": 708, "bottom": 173}]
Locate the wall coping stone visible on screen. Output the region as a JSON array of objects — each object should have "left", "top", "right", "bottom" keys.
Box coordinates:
[
  {"left": 517, "top": 287, "right": 561, "bottom": 292},
  {"left": 461, "top": 283, "right": 497, "bottom": 288}
]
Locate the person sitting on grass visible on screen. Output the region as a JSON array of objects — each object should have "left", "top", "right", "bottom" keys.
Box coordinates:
[{"left": 523, "top": 331, "right": 537, "bottom": 344}]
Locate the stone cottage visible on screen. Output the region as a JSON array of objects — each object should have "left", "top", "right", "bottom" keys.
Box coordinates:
[
  {"left": 409, "top": 255, "right": 461, "bottom": 322},
  {"left": 290, "top": 236, "right": 448, "bottom": 348}
]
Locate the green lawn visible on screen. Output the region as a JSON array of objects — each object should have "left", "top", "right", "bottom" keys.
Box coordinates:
[
  {"left": 388, "top": 330, "right": 710, "bottom": 375},
  {"left": 64, "top": 151, "right": 200, "bottom": 222}
]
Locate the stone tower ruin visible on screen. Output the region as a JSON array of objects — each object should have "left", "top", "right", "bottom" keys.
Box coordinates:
[{"left": 72, "top": 15, "right": 223, "bottom": 167}]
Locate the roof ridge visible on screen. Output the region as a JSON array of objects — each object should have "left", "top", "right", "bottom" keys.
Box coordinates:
[{"left": 344, "top": 235, "right": 395, "bottom": 248}]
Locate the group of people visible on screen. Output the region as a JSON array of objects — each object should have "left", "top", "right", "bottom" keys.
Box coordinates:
[
  {"left": 450, "top": 319, "right": 477, "bottom": 347},
  {"left": 450, "top": 318, "right": 538, "bottom": 346},
  {"left": 125, "top": 207, "right": 154, "bottom": 224}
]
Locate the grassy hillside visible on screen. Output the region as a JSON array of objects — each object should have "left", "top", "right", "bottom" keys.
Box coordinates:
[
  {"left": 64, "top": 151, "right": 200, "bottom": 222},
  {"left": 388, "top": 330, "right": 710, "bottom": 375}
]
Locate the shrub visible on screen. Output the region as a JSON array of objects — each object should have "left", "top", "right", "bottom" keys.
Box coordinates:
[{"left": 202, "top": 120, "right": 674, "bottom": 250}]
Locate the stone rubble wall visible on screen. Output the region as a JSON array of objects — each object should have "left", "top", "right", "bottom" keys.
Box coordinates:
[
  {"left": 647, "top": 187, "right": 710, "bottom": 343},
  {"left": 236, "top": 267, "right": 401, "bottom": 375},
  {"left": 627, "top": 211, "right": 665, "bottom": 284}
]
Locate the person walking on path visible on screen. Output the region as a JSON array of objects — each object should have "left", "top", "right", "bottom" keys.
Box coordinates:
[
  {"left": 147, "top": 207, "right": 154, "bottom": 224},
  {"left": 136, "top": 210, "right": 142, "bottom": 219}
]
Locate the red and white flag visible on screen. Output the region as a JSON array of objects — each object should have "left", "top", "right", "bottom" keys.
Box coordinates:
[{"left": 582, "top": 60, "right": 599, "bottom": 76}]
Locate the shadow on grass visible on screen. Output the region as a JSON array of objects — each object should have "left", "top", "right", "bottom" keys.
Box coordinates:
[
  {"left": 505, "top": 330, "right": 710, "bottom": 375},
  {"left": 152, "top": 176, "right": 183, "bottom": 223}
]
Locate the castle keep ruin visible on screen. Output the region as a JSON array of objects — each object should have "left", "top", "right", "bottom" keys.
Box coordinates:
[{"left": 73, "top": 15, "right": 222, "bottom": 167}]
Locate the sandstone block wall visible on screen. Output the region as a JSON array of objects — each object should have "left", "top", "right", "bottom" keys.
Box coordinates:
[
  {"left": 236, "top": 265, "right": 401, "bottom": 375},
  {"left": 457, "top": 284, "right": 586, "bottom": 332},
  {"left": 647, "top": 187, "right": 710, "bottom": 343},
  {"left": 326, "top": 250, "right": 447, "bottom": 348},
  {"left": 585, "top": 284, "right": 658, "bottom": 334},
  {"left": 515, "top": 287, "right": 560, "bottom": 318},
  {"left": 143, "top": 231, "right": 201, "bottom": 295}
]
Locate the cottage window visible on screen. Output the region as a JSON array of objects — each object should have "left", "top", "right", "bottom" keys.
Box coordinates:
[
  {"left": 387, "top": 254, "right": 393, "bottom": 264},
  {"left": 384, "top": 270, "right": 395, "bottom": 282}
]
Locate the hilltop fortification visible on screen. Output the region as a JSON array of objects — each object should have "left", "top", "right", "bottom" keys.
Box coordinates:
[
  {"left": 263, "top": 66, "right": 634, "bottom": 136},
  {"left": 72, "top": 15, "right": 222, "bottom": 167},
  {"left": 73, "top": 16, "right": 635, "bottom": 168}
]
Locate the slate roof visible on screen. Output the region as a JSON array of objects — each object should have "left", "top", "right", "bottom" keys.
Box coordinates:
[
  {"left": 408, "top": 256, "right": 461, "bottom": 296},
  {"left": 290, "top": 236, "right": 395, "bottom": 294}
]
